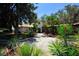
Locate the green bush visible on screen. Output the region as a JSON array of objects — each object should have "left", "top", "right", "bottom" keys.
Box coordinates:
[
  {"left": 0, "top": 48, "right": 3, "bottom": 56},
  {"left": 33, "top": 23, "right": 38, "bottom": 32},
  {"left": 17, "top": 43, "right": 32, "bottom": 56},
  {"left": 57, "top": 24, "right": 73, "bottom": 46},
  {"left": 23, "top": 30, "right": 36, "bottom": 38},
  {"left": 49, "top": 41, "right": 79, "bottom": 56},
  {"left": 57, "top": 24, "right": 73, "bottom": 36},
  {"left": 49, "top": 40, "right": 66, "bottom": 55},
  {"left": 8, "top": 36, "right": 19, "bottom": 48},
  {"left": 31, "top": 47, "right": 42, "bottom": 56},
  {"left": 16, "top": 43, "right": 42, "bottom": 56},
  {"left": 66, "top": 46, "right": 79, "bottom": 56}
]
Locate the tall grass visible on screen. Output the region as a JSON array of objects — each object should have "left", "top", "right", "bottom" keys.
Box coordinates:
[
  {"left": 49, "top": 40, "right": 79, "bottom": 56},
  {"left": 16, "top": 43, "right": 42, "bottom": 56}
]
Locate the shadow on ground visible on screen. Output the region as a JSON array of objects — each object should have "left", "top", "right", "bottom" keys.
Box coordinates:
[{"left": 19, "top": 37, "right": 37, "bottom": 43}]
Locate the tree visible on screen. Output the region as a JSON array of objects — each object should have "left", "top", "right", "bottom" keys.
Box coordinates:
[
  {"left": 65, "top": 4, "right": 79, "bottom": 23},
  {"left": 55, "top": 4, "right": 79, "bottom": 24},
  {"left": 55, "top": 10, "right": 68, "bottom": 24},
  {"left": 0, "top": 3, "right": 37, "bottom": 34}
]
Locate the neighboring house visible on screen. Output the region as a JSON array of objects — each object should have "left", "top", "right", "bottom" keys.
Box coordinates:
[
  {"left": 18, "top": 24, "right": 33, "bottom": 33},
  {"left": 73, "top": 22, "right": 79, "bottom": 33},
  {"left": 73, "top": 22, "right": 79, "bottom": 26}
]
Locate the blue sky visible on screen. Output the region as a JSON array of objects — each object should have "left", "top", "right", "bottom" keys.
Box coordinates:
[{"left": 34, "top": 3, "right": 79, "bottom": 18}]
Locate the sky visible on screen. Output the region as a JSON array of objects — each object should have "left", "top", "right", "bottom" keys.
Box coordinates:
[{"left": 34, "top": 3, "right": 79, "bottom": 19}]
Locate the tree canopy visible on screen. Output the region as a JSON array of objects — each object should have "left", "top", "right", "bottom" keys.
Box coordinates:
[
  {"left": 0, "top": 3, "right": 37, "bottom": 33},
  {"left": 41, "top": 4, "right": 79, "bottom": 25}
]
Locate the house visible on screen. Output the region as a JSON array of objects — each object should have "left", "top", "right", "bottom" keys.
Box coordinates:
[
  {"left": 72, "top": 22, "right": 79, "bottom": 33},
  {"left": 18, "top": 24, "right": 33, "bottom": 33}
]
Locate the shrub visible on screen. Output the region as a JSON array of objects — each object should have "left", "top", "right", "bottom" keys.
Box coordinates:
[
  {"left": 16, "top": 43, "right": 42, "bottom": 56},
  {"left": 57, "top": 24, "right": 73, "bottom": 46},
  {"left": 49, "top": 40, "right": 66, "bottom": 55},
  {"left": 31, "top": 47, "right": 42, "bottom": 56},
  {"left": 57, "top": 24, "right": 73, "bottom": 36},
  {"left": 33, "top": 23, "right": 38, "bottom": 32},
  {"left": 0, "top": 48, "right": 3, "bottom": 56},
  {"left": 8, "top": 36, "right": 19, "bottom": 48},
  {"left": 23, "top": 30, "right": 36, "bottom": 38},
  {"left": 65, "top": 46, "right": 79, "bottom": 56},
  {"left": 49, "top": 40, "right": 79, "bottom": 56},
  {"left": 16, "top": 43, "right": 32, "bottom": 56}
]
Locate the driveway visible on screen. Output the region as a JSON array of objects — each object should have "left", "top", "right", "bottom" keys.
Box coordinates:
[{"left": 34, "top": 33, "right": 57, "bottom": 56}]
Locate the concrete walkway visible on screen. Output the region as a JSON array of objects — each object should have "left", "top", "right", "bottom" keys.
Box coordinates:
[{"left": 34, "top": 33, "right": 57, "bottom": 56}]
